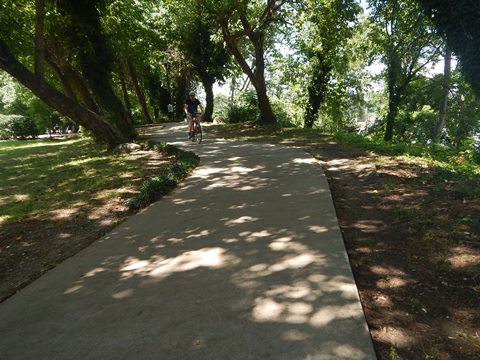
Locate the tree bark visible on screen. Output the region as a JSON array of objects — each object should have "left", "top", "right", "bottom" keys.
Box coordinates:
[
  {"left": 119, "top": 67, "right": 134, "bottom": 125},
  {"left": 221, "top": 19, "right": 276, "bottom": 124},
  {"left": 252, "top": 75, "right": 276, "bottom": 124},
  {"left": 58, "top": 0, "right": 136, "bottom": 140},
  {"left": 34, "top": 0, "right": 46, "bottom": 78},
  {"left": 46, "top": 47, "right": 100, "bottom": 114},
  {"left": 202, "top": 77, "right": 214, "bottom": 122},
  {"left": 0, "top": 38, "right": 130, "bottom": 147},
  {"left": 303, "top": 55, "right": 332, "bottom": 128},
  {"left": 175, "top": 70, "right": 188, "bottom": 118},
  {"left": 433, "top": 45, "right": 452, "bottom": 143},
  {"left": 304, "top": 89, "right": 322, "bottom": 128},
  {"left": 384, "top": 51, "right": 402, "bottom": 142},
  {"left": 384, "top": 94, "right": 400, "bottom": 141},
  {"left": 127, "top": 60, "right": 153, "bottom": 124}
]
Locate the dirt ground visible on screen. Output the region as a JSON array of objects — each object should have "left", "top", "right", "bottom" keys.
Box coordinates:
[
  {"left": 305, "top": 140, "right": 480, "bottom": 360},
  {"left": 1, "top": 131, "right": 479, "bottom": 359}
]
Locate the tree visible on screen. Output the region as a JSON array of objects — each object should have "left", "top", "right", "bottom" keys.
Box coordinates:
[
  {"left": 0, "top": 39, "right": 128, "bottom": 145},
  {"left": 180, "top": 20, "right": 230, "bottom": 122},
  {"left": 56, "top": 0, "right": 136, "bottom": 139},
  {"left": 294, "top": 0, "right": 361, "bottom": 128},
  {"left": 209, "top": 0, "right": 290, "bottom": 124},
  {"left": 161, "top": 0, "right": 231, "bottom": 122},
  {"left": 418, "top": 0, "right": 480, "bottom": 97},
  {"left": 433, "top": 44, "right": 451, "bottom": 143},
  {"left": 0, "top": 0, "right": 137, "bottom": 146},
  {"left": 368, "top": 0, "right": 441, "bottom": 141}
]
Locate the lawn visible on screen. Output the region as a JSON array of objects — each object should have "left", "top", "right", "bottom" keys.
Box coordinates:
[
  {"left": 0, "top": 136, "right": 173, "bottom": 301},
  {"left": 0, "top": 138, "right": 163, "bottom": 225}
]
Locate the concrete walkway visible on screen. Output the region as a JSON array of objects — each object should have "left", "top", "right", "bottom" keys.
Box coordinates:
[{"left": 0, "top": 123, "right": 376, "bottom": 360}]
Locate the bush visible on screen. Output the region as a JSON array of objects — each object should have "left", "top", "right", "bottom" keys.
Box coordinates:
[
  {"left": 126, "top": 141, "right": 200, "bottom": 211},
  {"left": 226, "top": 104, "right": 258, "bottom": 123},
  {"left": 0, "top": 114, "right": 39, "bottom": 140}
]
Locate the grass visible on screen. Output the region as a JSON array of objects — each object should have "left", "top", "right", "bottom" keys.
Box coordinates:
[
  {"left": 125, "top": 141, "right": 200, "bottom": 211},
  {"left": 0, "top": 138, "right": 176, "bottom": 225},
  {"left": 212, "top": 123, "right": 480, "bottom": 197}
]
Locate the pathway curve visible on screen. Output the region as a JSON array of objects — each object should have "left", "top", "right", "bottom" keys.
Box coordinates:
[{"left": 0, "top": 123, "right": 376, "bottom": 359}]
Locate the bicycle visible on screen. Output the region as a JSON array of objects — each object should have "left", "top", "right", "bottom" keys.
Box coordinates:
[{"left": 190, "top": 113, "right": 203, "bottom": 144}]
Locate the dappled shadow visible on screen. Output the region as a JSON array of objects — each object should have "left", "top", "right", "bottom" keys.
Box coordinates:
[
  {"left": 0, "top": 127, "right": 375, "bottom": 359},
  {"left": 0, "top": 140, "right": 173, "bottom": 302},
  {"left": 308, "top": 142, "right": 480, "bottom": 359}
]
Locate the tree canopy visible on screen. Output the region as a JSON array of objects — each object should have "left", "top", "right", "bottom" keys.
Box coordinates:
[{"left": 0, "top": 0, "right": 479, "bottom": 147}]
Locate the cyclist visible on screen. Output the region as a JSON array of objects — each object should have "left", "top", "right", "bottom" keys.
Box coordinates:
[{"left": 184, "top": 91, "right": 204, "bottom": 139}]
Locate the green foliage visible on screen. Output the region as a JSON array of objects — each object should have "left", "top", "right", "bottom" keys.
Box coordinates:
[
  {"left": 226, "top": 105, "right": 259, "bottom": 124},
  {"left": 389, "top": 346, "right": 403, "bottom": 360},
  {"left": 214, "top": 91, "right": 260, "bottom": 124},
  {"left": 0, "top": 114, "right": 38, "bottom": 139},
  {"left": 395, "top": 106, "right": 437, "bottom": 143},
  {"left": 368, "top": 0, "right": 442, "bottom": 141},
  {"left": 127, "top": 141, "right": 200, "bottom": 211},
  {"left": 419, "top": 0, "right": 480, "bottom": 97},
  {"left": 146, "top": 141, "right": 179, "bottom": 156}
]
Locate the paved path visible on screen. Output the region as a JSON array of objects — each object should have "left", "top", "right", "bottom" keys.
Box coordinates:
[{"left": 0, "top": 123, "right": 376, "bottom": 359}]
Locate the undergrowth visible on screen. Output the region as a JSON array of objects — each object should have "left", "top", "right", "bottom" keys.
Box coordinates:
[
  {"left": 126, "top": 141, "right": 200, "bottom": 211},
  {"left": 333, "top": 131, "right": 480, "bottom": 198}
]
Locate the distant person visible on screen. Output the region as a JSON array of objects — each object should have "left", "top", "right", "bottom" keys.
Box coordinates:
[{"left": 184, "top": 91, "right": 204, "bottom": 139}]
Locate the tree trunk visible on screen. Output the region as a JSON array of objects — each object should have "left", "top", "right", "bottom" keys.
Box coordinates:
[
  {"left": 221, "top": 24, "right": 276, "bottom": 124},
  {"left": 127, "top": 60, "right": 153, "bottom": 124},
  {"left": 433, "top": 45, "right": 452, "bottom": 143},
  {"left": 304, "top": 90, "right": 322, "bottom": 128},
  {"left": 34, "top": 0, "right": 45, "bottom": 78},
  {"left": 46, "top": 48, "right": 100, "bottom": 114},
  {"left": 175, "top": 71, "right": 188, "bottom": 118},
  {"left": 384, "top": 54, "right": 402, "bottom": 142},
  {"left": 252, "top": 76, "right": 276, "bottom": 124},
  {"left": 47, "top": 58, "right": 76, "bottom": 100},
  {"left": 304, "top": 53, "right": 332, "bottom": 129},
  {"left": 119, "top": 68, "right": 134, "bottom": 125},
  {"left": 202, "top": 77, "right": 214, "bottom": 122},
  {"left": 58, "top": 0, "right": 136, "bottom": 140},
  {"left": 384, "top": 94, "right": 400, "bottom": 141},
  {"left": 0, "top": 38, "right": 130, "bottom": 147}
]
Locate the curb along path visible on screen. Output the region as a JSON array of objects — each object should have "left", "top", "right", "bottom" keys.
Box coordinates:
[{"left": 0, "top": 123, "right": 376, "bottom": 360}]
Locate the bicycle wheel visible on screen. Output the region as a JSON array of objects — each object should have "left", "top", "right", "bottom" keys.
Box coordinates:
[
  {"left": 196, "top": 124, "right": 202, "bottom": 144},
  {"left": 192, "top": 121, "right": 202, "bottom": 144}
]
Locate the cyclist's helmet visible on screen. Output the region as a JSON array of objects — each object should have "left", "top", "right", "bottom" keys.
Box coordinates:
[{"left": 189, "top": 91, "right": 196, "bottom": 96}]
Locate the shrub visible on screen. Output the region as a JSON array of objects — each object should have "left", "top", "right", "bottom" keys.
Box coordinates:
[
  {"left": 126, "top": 141, "right": 200, "bottom": 211},
  {"left": 226, "top": 104, "right": 259, "bottom": 123},
  {"left": 0, "top": 114, "right": 39, "bottom": 140}
]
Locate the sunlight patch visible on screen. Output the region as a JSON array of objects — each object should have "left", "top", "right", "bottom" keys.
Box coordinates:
[
  {"left": 64, "top": 284, "right": 83, "bottom": 295},
  {"left": 112, "top": 288, "right": 134, "bottom": 300},
  {"left": 309, "top": 225, "right": 329, "bottom": 234},
  {"left": 147, "top": 247, "right": 239, "bottom": 280},
  {"left": 310, "top": 303, "right": 361, "bottom": 327},
  {"left": 82, "top": 267, "right": 109, "bottom": 278},
  {"left": 281, "top": 329, "right": 311, "bottom": 342},
  {"left": 224, "top": 216, "right": 259, "bottom": 226},
  {"left": 0, "top": 215, "right": 11, "bottom": 224},
  {"left": 50, "top": 208, "right": 80, "bottom": 219},
  {"left": 293, "top": 158, "right": 317, "bottom": 165},
  {"left": 195, "top": 167, "right": 227, "bottom": 176},
  {"left": 372, "top": 326, "right": 417, "bottom": 348},
  {"left": 269, "top": 253, "right": 316, "bottom": 272},
  {"left": 240, "top": 230, "right": 272, "bottom": 242}
]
